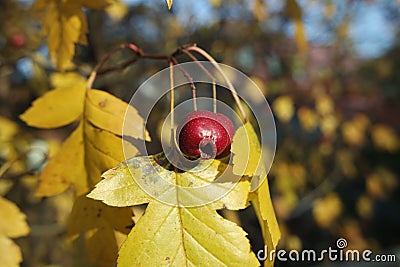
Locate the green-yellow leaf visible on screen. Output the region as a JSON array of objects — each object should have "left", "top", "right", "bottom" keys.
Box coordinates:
[
  {"left": 87, "top": 160, "right": 152, "bottom": 207},
  {"left": 118, "top": 201, "right": 259, "bottom": 267},
  {"left": 89, "top": 152, "right": 249, "bottom": 209},
  {"left": 0, "top": 197, "right": 30, "bottom": 267},
  {"left": 251, "top": 176, "right": 280, "bottom": 267},
  {"left": 20, "top": 79, "right": 85, "bottom": 128},
  {"left": 231, "top": 122, "right": 263, "bottom": 177},
  {"left": 67, "top": 196, "right": 132, "bottom": 267},
  {"left": 36, "top": 123, "right": 87, "bottom": 196},
  {"left": 86, "top": 89, "right": 150, "bottom": 140},
  {"left": 166, "top": 0, "right": 173, "bottom": 10}
]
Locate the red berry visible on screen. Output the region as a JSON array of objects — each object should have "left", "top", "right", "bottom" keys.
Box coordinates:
[
  {"left": 177, "top": 110, "right": 234, "bottom": 159},
  {"left": 10, "top": 33, "right": 26, "bottom": 48}
]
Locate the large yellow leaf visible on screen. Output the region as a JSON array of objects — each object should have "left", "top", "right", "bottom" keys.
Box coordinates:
[
  {"left": 118, "top": 201, "right": 259, "bottom": 267},
  {"left": 88, "top": 153, "right": 249, "bottom": 209},
  {"left": 36, "top": 123, "right": 87, "bottom": 196},
  {"left": 67, "top": 196, "right": 132, "bottom": 267},
  {"left": 231, "top": 122, "right": 263, "bottom": 177},
  {"left": 86, "top": 89, "right": 150, "bottom": 140},
  {"left": 0, "top": 197, "right": 30, "bottom": 267},
  {"left": 89, "top": 152, "right": 249, "bottom": 209},
  {"left": 84, "top": 122, "right": 139, "bottom": 188},
  {"left": 19, "top": 82, "right": 85, "bottom": 128}
]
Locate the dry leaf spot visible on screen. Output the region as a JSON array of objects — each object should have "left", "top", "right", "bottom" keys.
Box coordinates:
[{"left": 98, "top": 100, "right": 107, "bottom": 108}]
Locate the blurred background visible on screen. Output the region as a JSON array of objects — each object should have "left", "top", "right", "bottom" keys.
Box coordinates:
[{"left": 0, "top": 0, "right": 399, "bottom": 266}]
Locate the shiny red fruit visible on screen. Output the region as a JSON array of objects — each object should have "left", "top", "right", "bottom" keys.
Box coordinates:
[{"left": 177, "top": 110, "right": 235, "bottom": 159}]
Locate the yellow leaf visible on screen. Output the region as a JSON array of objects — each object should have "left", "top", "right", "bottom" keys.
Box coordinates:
[
  {"left": 36, "top": 123, "right": 88, "bottom": 196},
  {"left": 87, "top": 161, "right": 152, "bottom": 207},
  {"left": 252, "top": 0, "right": 267, "bottom": 21},
  {"left": 231, "top": 122, "right": 263, "bottom": 177},
  {"left": 320, "top": 113, "right": 339, "bottom": 138},
  {"left": 297, "top": 106, "right": 318, "bottom": 131},
  {"left": 106, "top": 1, "right": 129, "bottom": 21},
  {"left": 86, "top": 89, "right": 150, "bottom": 140},
  {"left": 0, "top": 197, "right": 30, "bottom": 267},
  {"left": 20, "top": 82, "right": 85, "bottom": 128},
  {"left": 67, "top": 196, "right": 132, "bottom": 266},
  {"left": 37, "top": 0, "right": 87, "bottom": 70},
  {"left": 312, "top": 193, "right": 342, "bottom": 228},
  {"left": 251, "top": 176, "right": 280, "bottom": 267},
  {"left": 166, "top": 0, "right": 173, "bottom": 10},
  {"left": 371, "top": 124, "right": 399, "bottom": 152},
  {"left": 342, "top": 113, "right": 370, "bottom": 146},
  {"left": 84, "top": 122, "right": 138, "bottom": 187},
  {"left": 89, "top": 152, "right": 249, "bottom": 209},
  {"left": 0, "top": 197, "right": 30, "bottom": 238},
  {"left": 294, "top": 19, "right": 307, "bottom": 53},
  {"left": 315, "top": 94, "right": 334, "bottom": 116},
  {"left": 118, "top": 201, "right": 259, "bottom": 267},
  {"left": 285, "top": 0, "right": 307, "bottom": 53},
  {"left": 50, "top": 71, "right": 87, "bottom": 88},
  {"left": 0, "top": 116, "right": 18, "bottom": 142},
  {"left": 272, "top": 95, "right": 294, "bottom": 122},
  {"left": 0, "top": 236, "right": 22, "bottom": 267}
]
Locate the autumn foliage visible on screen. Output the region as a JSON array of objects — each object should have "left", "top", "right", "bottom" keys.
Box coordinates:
[{"left": 0, "top": 0, "right": 399, "bottom": 267}]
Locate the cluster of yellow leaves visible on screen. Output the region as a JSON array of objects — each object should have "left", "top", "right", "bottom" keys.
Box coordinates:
[
  {"left": 0, "top": 117, "right": 30, "bottom": 266},
  {"left": 89, "top": 122, "right": 281, "bottom": 266},
  {"left": 34, "top": 0, "right": 111, "bottom": 70},
  {"left": 20, "top": 72, "right": 149, "bottom": 266}
]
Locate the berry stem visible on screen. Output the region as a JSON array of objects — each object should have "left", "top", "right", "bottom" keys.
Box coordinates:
[
  {"left": 212, "top": 80, "right": 217, "bottom": 113},
  {"left": 169, "top": 60, "right": 175, "bottom": 145},
  {"left": 184, "top": 46, "right": 248, "bottom": 123},
  {"left": 181, "top": 49, "right": 218, "bottom": 113}
]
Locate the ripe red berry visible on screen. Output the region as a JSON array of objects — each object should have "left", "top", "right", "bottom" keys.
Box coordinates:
[
  {"left": 10, "top": 33, "right": 26, "bottom": 48},
  {"left": 177, "top": 110, "right": 234, "bottom": 159}
]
